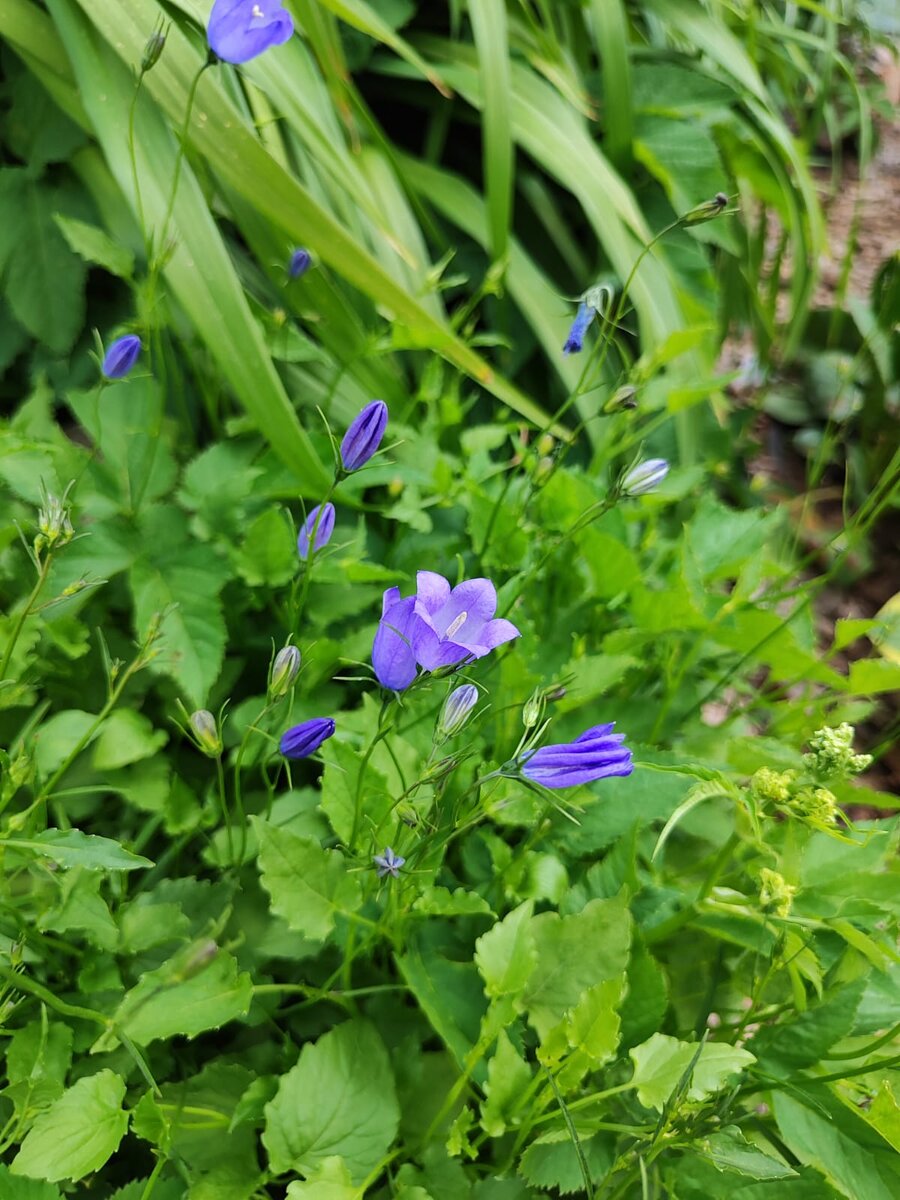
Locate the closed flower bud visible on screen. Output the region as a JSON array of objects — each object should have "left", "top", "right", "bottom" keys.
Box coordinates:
[
  {"left": 604, "top": 385, "right": 638, "bottom": 413},
  {"left": 101, "top": 334, "right": 142, "bottom": 380},
  {"left": 749, "top": 767, "right": 794, "bottom": 806},
  {"left": 620, "top": 458, "right": 669, "bottom": 497},
  {"left": 189, "top": 709, "right": 222, "bottom": 757},
  {"left": 758, "top": 867, "right": 795, "bottom": 917},
  {"left": 297, "top": 502, "right": 335, "bottom": 561},
  {"left": 340, "top": 400, "right": 389, "bottom": 472},
  {"left": 269, "top": 644, "right": 301, "bottom": 699},
  {"left": 438, "top": 684, "right": 478, "bottom": 738},
  {"left": 522, "top": 690, "right": 544, "bottom": 730},
  {"left": 288, "top": 248, "right": 311, "bottom": 279},
  {"left": 141, "top": 29, "right": 166, "bottom": 72},
  {"left": 681, "top": 192, "right": 729, "bottom": 226},
  {"left": 279, "top": 717, "right": 335, "bottom": 759},
  {"left": 37, "top": 493, "right": 74, "bottom": 550}
]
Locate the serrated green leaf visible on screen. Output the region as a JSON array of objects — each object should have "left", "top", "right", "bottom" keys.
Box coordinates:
[
  {"left": 253, "top": 817, "right": 361, "bottom": 942},
  {"left": 475, "top": 901, "right": 536, "bottom": 1002},
  {"left": 285, "top": 1156, "right": 361, "bottom": 1198},
  {"left": 702, "top": 1126, "right": 796, "bottom": 1179},
  {"left": 320, "top": 740, "right": 392, "bottom": 845},
  {"left": 235, "top": 506, "right": 297, "bottom": 588},
  {"left": 4, "top": 1017, "right": 73, "bottom": 1122},
  {"left": 751, "top": 980, "right": 865, "bottom": 1074},
  {"left": 11, "top": 1070, "right": 128, "bottom": 1182},
  {"left": 53, "top": 214, "right": 134, "bottom": 278},
  {"left": 263, "top": 1020, "right": 399, "bottom": 1183},
  {"left": 0, "top": 1164, "right": 61, "bottom": 1200},
  {"left": 480, "top": 1030, "right": 531, "bottom": 1137},
  {"left": 92, "top": 710, "right": 168, "bottom": 771},
  {"left": 519, "top": 1130, "right": 614, "bottom": 1195},
  {"left": 96, "top": 949, "right": 252, "bottom": 1050},
  {"left": 629, "top": 1034, "right": 755, "bottom": 1111}
]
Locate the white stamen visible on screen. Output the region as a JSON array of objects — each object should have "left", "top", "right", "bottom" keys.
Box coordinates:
[
  {"left": 445, "top": 611, "right": 467, "bottom": 640},
  {"left": 252, "top": 4, "right": 264, "bottom": 17}
]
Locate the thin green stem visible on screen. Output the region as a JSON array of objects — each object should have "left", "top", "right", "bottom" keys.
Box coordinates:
[
  {"left": 215, "top": 754, "right": 234, "bottom": 866},
  {"left": 0, "top": 554, "right": 53, "bottom": 683}
]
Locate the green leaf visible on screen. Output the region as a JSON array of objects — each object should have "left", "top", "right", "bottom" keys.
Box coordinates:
[
  {"left": 96, "top": 948, "right": 252, "bottom": 1050},
  {"left": 285, "top": 1157, "right": 361, "bottom": 1198},
  {"left": 848, "top": 658, "right": 900, "bottom": 696},
  {"left": 235, "top": 507, "right": 297, "bottom": 588},
  {"left": 523, "top": 896, "right": 631, "bottom": 1040},
  {"left": 263, "top": 1020, "right": 399, "bottom": 1183},
  {"left": 92, "top": 710, "right": 168, "bottom": 771},
  {"left": 39, "top": 868, "right": 118, "bottom": 948},
  {"left": 397, "top": 926, "right": 487, "bottom": 1070},
  {"left": 4, "top": 1017, "right": 73, "bottom": 1121},
  {"left": 774, "top": 1092, "right": 899, "bottom": 1200},
  {"left": 701, "top": 1126, "right": 796, "bottom": 1179},
  {"left": 0, "top": 1164, "right": 61, "bottom": 1200},
  {"left": 519, "top": 1129, "right": 614, "bottom": 1195},
  {"left": 253, "top": 817, "right": 361, "bottom": 943},
  {"left": 128, "top": 505, "right": 230, "bottom": 707},
  {"left": 32, "top": 710, "right": 98, "bottom": 775},
  {"left": 751, "top": 980, "right": 865, "bottom": 1073},
  {"left": 8, "top": 829, "right": 152, "bottom": 871},
  {"left": 0, "top": 169, "right": 86, "bottom": 353},
  {"left": 320, "top": 740, "right": 392, "bottom": 845},
  {"left": 474, "top": 901, "right": 536, "bottom": 1002},
  {"left": 53, "top": 214, "right": 134, "bottom": 278},
  {"left": 480, "top": 1030, "right": 532, "bottom": 1137},
  {"left": 563, "top": 975, "right": 624, "bottom": 1066},
  {"left": 619, "top": 943, "right": 669, "bottom": 1049},
  {"left": 11, "top": 1070, "right": 128, "bottom": 1182},
  {"left": 629, "top": 1034, "right": 755, "bottom": 1111}
]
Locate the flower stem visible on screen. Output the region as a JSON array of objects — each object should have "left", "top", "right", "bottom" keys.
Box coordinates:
[{"left": 0, "top": 553, "right": 53, "bottom": 683}]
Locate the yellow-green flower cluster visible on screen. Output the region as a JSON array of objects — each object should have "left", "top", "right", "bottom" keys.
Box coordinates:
[
  {"left": 759, "top": 868, "right": 796, "bottom": 918},
  {"left": 803, "top": 723, "right": 872, "bottom": 780}
]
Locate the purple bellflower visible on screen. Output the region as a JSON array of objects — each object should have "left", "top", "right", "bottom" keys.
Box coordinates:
[
  {"left": 372, "top": 572, "right": 520, "bottom": 691},
  {"left": 563, "top": 301, "right": 595, "bottom": 355},
  {"left": 288, "top": 248, "right": 311, "bottom": 279},
  {"left": 438, "top": 684, "right": 479, "bottom": 737},
  {"left": 373, "top": 847, "right": 405, "bottom": 878},
  {"left": 521, "top": 722, "right": 633, "bottom": 788},
  {"left": 341, "top": 400, "right": 388, "bottom": 472},
  {"left": 207, "top": 0, "right": 293, "bottom": 64},
  {"left": 279, "top": 717, "right": 335, "bottom": 759},
  {"left": 297, "top": 502, "right": 335, "bottom": 561},
  {"left": 102, "top": 334, "right": 142, "bottom": 379},
  {"left": 621, "top": 458, "right": 669, "bottom": 497}
]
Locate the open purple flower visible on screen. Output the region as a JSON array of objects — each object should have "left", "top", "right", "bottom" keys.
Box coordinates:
[
  {"left": 297, "top": 502, "right": 335, "bottom": 561},
  {"left": 373, "top": 847, "right": 405, "bottom": 878},
  {"left": 207, "top": 0, "right": 293, "bottom": 65},
  {"left": 372, "top": 572, "right": 519, "bottom": 691},
  {"left": 520, "top": 723, "right": 633, "bottom": 788},
  {"left": 102, "top": 334, "right": 142, "bottom": 379},
  {"left": 563, "top": 301, "right": 595, "bottom": 354},
  {"left": 279, "top": 717, "right": 335, "bottom": 759},
  {"left": 341, "top": 400, "right": 388, "bottom": 472}
]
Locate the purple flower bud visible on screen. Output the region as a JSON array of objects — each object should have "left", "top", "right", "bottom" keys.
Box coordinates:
[
  {"left": 438, "top": 684, "right": 479, "bottom": 738},
  {"left": 373, "top": 846, "right": 405, "bottom": 878},
  {"left": 620, "top": 458, "right": 669, "bottom": 497},
  {"left": 563, "top": 301, "right": 595, "bottom": 355},
  {"left": 207, "top": 0, "right": 293, "bottom": 64},
  {"left": 101, "top": 334, "right": 142, "bottom": 380},
  {"left": 288, "top": 248, "right": 311, "bottom": 279},
  {"left": 340, "top": 401, "right": 388, "bottom": 472},
  {"left": 520, "top": 722, "right": 633, "bottom": 789},
  {"left": 297, "top": 502, "right": 335, "bottom": 561},
  {"left": 269, "top": 644, "right": 301, "bottom": 699},
  {"left": 279, "top": 717, "right": 335, "bottom": 759}
]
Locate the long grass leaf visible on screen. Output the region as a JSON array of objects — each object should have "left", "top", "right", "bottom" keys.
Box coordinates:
[
  {"left": 468, "top": 0, "right": 514, "bottom": 264},
  {"left": 588, "top": 0, "right": 634, "bottom": 167}
]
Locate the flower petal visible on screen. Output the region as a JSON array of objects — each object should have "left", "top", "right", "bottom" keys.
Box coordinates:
[
  {"left": 416, "top": 571, "right": 451, "bottom": 616},
  {"left": 471, "top": 617, "right": 520, "bottom": 653},
  {"left": 433, "top": 578, "right": 497, "bottom": 639},
  {"left": 372, "top": 597, "right": 419, "bottom": 690}
]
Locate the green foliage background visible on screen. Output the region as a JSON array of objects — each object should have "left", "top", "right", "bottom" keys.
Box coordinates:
[{"left": 0, "top": 1, "right": 898, "bottom": 1198}]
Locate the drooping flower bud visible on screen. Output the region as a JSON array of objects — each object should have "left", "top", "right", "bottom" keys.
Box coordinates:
[
  {"left": 340, "top": 401, "right": 389, "bottom": 472},
  {"left": 297, "top": 502, "right": 335, "bottom": 561},
  {"left": 141, "top": 29, "right": 167, "bottom": 72},
  {"left": 620, "top": 458, "right": 669, "bottom": 497},
  {"left": 288, "top": 248, "right": 311, "bottom": 279},
  {"left": 604, "top": 385, "right": 638, "bottom": 414},
  {"left": 681, "top": 192, "right": 729, "bottom": 226},
  {"left": 279, "top": 717, "right": 335, "bottom": 759},
  {"left": 189, "top": 709, "right": 222, "bottom": 757},
  {"left": 269, "top": 644, "right": 301, "bottom": 699},
  {"left": 438, "top": 684, "right": 479, "bottom": 738},
  {"left": 101, "top": 334, "right": 142, "bottom": 380}
]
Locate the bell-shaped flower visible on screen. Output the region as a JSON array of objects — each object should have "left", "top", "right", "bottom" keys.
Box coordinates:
[
  {"left": 372, "top": 588, "right": 419, "bottom": 691},
  {"left": 341, "top": 400, "right": 388, "bottom": 472},
  {"left": 520, "top": 722, "right": 633, "bottom": 788},
  {"left": 279, "top": 717, "right": 335, "bottom": 759},
  {"left": 102, "top": 334, "right": 142, "bottom": 379},
  {"left": 411, "top": 572, "right": 519, "bottom": 671},
  {"left": 297, "top": 502, "right": 335, "bottom": 561},
  {"left": 207, "top": 0, "right": 293, "bottom": 64},
  {"left": 563, "top": 301, "right": 595, "bottom": 355}
]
